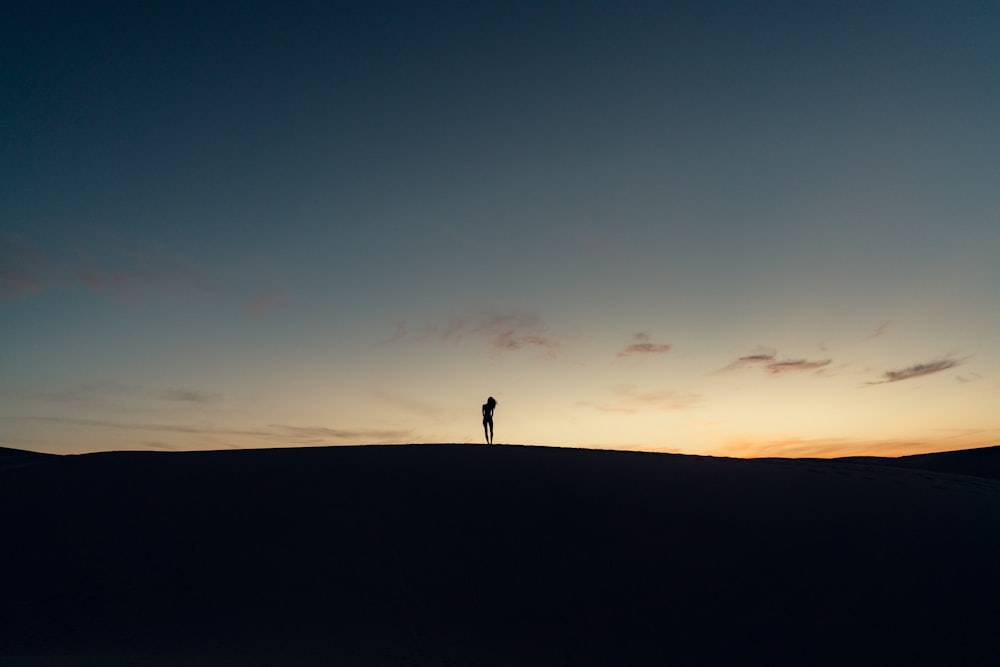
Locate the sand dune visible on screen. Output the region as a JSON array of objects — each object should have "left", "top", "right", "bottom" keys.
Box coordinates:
[
  {"left": 2, "top": 444, "right": 999, "bottom": 666},
  {"left": 851, "top": 445, "right": 1000, "bottom": 482}
]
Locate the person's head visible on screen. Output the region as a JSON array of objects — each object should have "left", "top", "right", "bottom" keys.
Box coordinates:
[{"left": 487, "top": 396, "right": 496, "bottom": 408}]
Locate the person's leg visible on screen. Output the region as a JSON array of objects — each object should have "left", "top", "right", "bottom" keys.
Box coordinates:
[{"left": 488, "top": 421, "right": 494, "bottom": 444}]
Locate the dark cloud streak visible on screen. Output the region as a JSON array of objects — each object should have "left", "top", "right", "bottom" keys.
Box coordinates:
[
  {"left": 618, "top": 333, "right": 671, "bottom": 358},
  {"left": 719, "top": 351, "right": 776, "bottom": 372},
  {"left": 740, "top": 354, "right": 776, "bottom": 364},
  {"left": 867, "top": 359, "right": 963, "bottom": 385},
  {"left": 721, "top": 350, "right": 829, "bottom": 375},
  {"left": 765, "top": 359, "right": 831, "bottom": 375}
]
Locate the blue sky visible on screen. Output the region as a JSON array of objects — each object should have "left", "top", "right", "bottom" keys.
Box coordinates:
[{"left": 3, "top": 1, "right": 999, "bottom": 456}]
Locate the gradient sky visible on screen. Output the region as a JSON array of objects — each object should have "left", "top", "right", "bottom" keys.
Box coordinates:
[{"left": 3, "top": 1, "right": 999, "bottom": 457}]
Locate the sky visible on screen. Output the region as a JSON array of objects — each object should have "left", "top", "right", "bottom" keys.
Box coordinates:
[{"left": 3, "top": 1, "right": 999, "bottom": 457}]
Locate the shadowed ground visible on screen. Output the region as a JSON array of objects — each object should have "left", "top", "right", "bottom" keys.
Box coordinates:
[{"left": 2, "top": 444, "right": 999, "bottom": 665}]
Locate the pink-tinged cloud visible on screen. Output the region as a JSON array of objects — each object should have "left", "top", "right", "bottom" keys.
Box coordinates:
[
  {"left": 246, "top": 290, "right": 291, "bottom": 317},
  {"left": 764, "top": 359, "right": 832, "bottom": 375},
  {"left": 74, "top": 268, "right": 144, "bottom": 302},
  {"left": 1, "top": 234, "right": 48, "bottom": 299},
  {"left": 1, "top": 233, "right": 44, "bottom": 261},
  {"left": 74, "top": 260, "right": 208, "bottom": 303},
  {"left": 0, "top": 268, "right": 45, "bottom": 298},
  {"left": 867, "top": 358, "right": 962, "bottom": 385},
  {"left": 618, "top": 333, "right": 671, "bottom": 358},
  {"left": 1, "top": 233, "right": 210, "bottom": 304},
  {"left": 475, "top": 311, "right": 560, "bottom": 354}
]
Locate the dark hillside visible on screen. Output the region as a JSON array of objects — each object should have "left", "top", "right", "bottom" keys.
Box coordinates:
[{"left": 2, "top": 444, "right": 999, "bottom": 665}]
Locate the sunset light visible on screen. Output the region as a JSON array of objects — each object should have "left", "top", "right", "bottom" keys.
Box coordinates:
[{"left": 2, "top": 2, "right": 998, "bottom": 458}]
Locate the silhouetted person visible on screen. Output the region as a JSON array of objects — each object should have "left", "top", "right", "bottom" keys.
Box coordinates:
[{"left": 482, "top": 396, "right": 497, "bottom": 444}]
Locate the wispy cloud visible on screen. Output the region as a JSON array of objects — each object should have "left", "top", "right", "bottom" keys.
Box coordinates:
[
  {"left": 863, "top": 321, "right": 890, "bottom": 341},
  {"left": 72, "top": 251, "right": 208, "bottom": 304},
  {"left": 0, "top": 233, "right": 47, "bottom": 299},
  {"left": 764, "top": 359, "right": 831, "bottom": 375},
  {"left": 375, "top": 320, "right": 408, "bottom": 346},
  {"left": 8, "top": 416, "right": 268, "bottom": 438},
  {"left": 0, "top": 232, "right": 209, "bottom": 304},
  {"left": 370, "top": 389, "right": 451, "bottom": 424},
  {"left": 1, "top": 381, "right": 137, "bottom": 405},
  {"left": 3, "top": 382, "right": 224, "bottom": 407},
  {"left": 0, "top": 233, "right": 44, "bottom": 263},
  {"left": 387, "top": 309, "right": 561, "bottom": 355},
  {"left": 617, "top": 333, "right": 671, "bottom": 358},
  {"left": 0, "top": 267, "right": 46, "bottom": 299},
  {"left": 405, "top": 316, "right": 466, "bottom": 343},
  {"left": 956, "top": 372, "right": 984, "bottom": 384},
  {"left": 721, "top": 350, "right": 830, "bottom": 375},
  {"left": 75, "top": 268, "right": 140, "bottom": 296},
  {"left": 246, "top": 290, "right": 291, "bottom": 318},
  {"left": 269, "top": 425, "right": 412, "bottom": 444},
  {"left": 573, "top": 226, "right": 634, "bottom": 259},
  {"left": 580, "top": 385, "right": 702, "bottom": 414},
  {"left": 490, "top": 330, "right": 559, "bottom": 353},
  {"left": 866, "top": 358, "right": 963, "bottom": 385},
  {"left": 472, "top": 311, "right": 559, "bottom": 354},
  {"left": 157, "top": 389, "right": 224, "bottom": 403},
  {"left": 7, "top": 416, "right": 411, "bottom": 447},
  {"left": 719, "top": 350, "right": 776, "bottom": 372}
]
